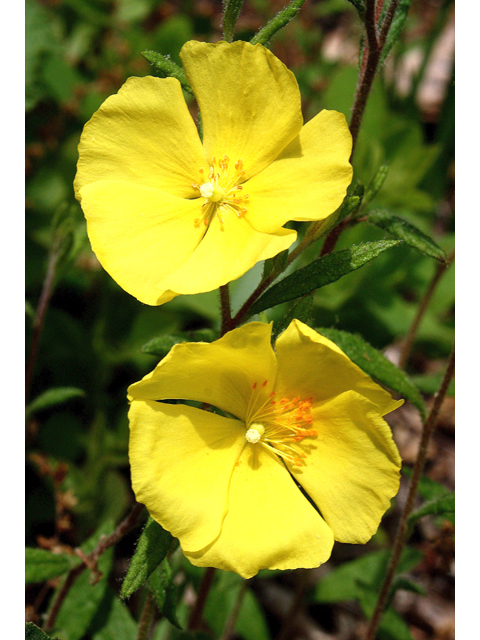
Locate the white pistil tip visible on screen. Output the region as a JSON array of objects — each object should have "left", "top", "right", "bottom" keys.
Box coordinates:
[
  {"left": 200, "top": 182, "right": 215, "bottom": 198},
  {"left": 245, "top": 423, "right": 265, "bottom": 444}
]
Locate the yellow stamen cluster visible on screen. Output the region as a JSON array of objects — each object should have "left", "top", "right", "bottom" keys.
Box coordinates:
[
  {"left": 193, "top": 156, "right": 249, "bottom": 230},
  {"left": 245, "top": 381, "right": 317, "bottom": 466}
]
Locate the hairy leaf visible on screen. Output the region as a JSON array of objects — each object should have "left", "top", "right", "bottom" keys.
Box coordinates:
[
  {"left": 148, "top": 559, "right": 182, "bottom": 629},
  {"left": 408, "top": 492, "right": 455, "bottom": 528},
  {"left": 222, "top": 0, "right": 245, "bottom": 42},
  {"left": 380, "top": 0, "right": 415, "bottom": 64},
  {"left": 141, "top": 51, "right": 193, "bottom": 94},
  {"left": 367, "top": 210, "right": 447, "bottom": 262},
  {"left": 25, "top": 623, "right": 59, "bottom": 640},
  {"left": 121, "top": 517, "right": 173, "bottom": 599},
  {"left": 26, "top": 386, "right": 85, "bottom": 418},
  {"left": 250, "top": 0, "right": 307, "bottom": 45},
  {"left": 316, "top": 327, "right": 426, "bottom": 419}
]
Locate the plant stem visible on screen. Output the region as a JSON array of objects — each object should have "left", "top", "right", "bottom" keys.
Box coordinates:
[
  {"left": 44, "top": 502, "right": 145, "bottom": 632},
  {"left": 188, "top": 566, "right": 216, "bottom": 631},
  {"left": 25, "top": 247, "right": 60, "bottom": 404},
  {"left": 136, "top": 592, "right": 155, "bottom": 640},
  {"left": 220, "top": 580, "right": 248, "bottom": 640},
  {"left": 220, "top": 284, "right": 232, "bottom": 335},
  {"left": 399, "top": 250, "right": 454, "bottom": 370},
  {"left": 363, "top": 344, "right": 455, "bottom": 640}
]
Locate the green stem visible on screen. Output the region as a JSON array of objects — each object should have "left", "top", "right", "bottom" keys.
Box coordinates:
[
  {"left": 363, "top": 344, "right": 455, "bottom": 640},
  {"left": 222, "top": 0, "right": 245, "bottom": 42},
  {"left": 250, "top": 0, "right": 306, "bottom": 46}
]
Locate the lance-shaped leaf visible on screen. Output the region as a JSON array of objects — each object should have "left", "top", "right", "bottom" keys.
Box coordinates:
[
  {"left": 367, "top": 210, "right": 447, "bottom": 262},
  {"left": 120, "top": 517, "right": 173, "bottom": 599},
  {"left": 249, "top": 240, "right": 400, "bottom": 316},
  {"left": 25, "top": 548, "right": 76, "bottom": 584},
  {"left": 316, "top": 327, "right": 426, "bottom": 419},
  {"left": 250, "top": 0, "right": 307, "bottom": 45},
  {"left": 380, "top": 0, "right": 415, "bottom": 64},
  {"left": 222, "top": 0, "right": 245, "bottom": 42},
  {"left": 26, "top": 386, "right": 85, "bottom": 419},
  {"left": 141, "top": 51, "right": 193, "bottom": 95}
]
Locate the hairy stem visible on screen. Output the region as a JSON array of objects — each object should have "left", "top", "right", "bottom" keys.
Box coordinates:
[
  {"left": 136, "top": 592, "right": 155, "bottom": 640},
  {"left": 364, "top": 344, "right": 455, "bottom": 640},
  {"left": 220, "top": 580, "right": 248, "bottom": 640}
]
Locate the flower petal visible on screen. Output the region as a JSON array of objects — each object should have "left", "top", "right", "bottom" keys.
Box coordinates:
[
  {"left": 184, "top": 446, "right": 334, "bottom": 578},
  {"left": 128, "top": 322, "right": 277, "bottom": 422},
  {"left": 275, "top": 320, "right": 402, "bottom": 415},
  {"left": 74, "top": 76, "right": 207, "bottom": 200},
  {"left": 128, "top": 400, "right": 246, "bottom": 552},
  {"left": 158, "top": 209, "right": 296, "bottom": 297},
  {"left": 180, "top": 40, "right": 303, "bottom": 180},
  {"left": 245, "top": 110, "right": 353, "bottom": 233},
  {"left": 290, "top": 391, "right": 401, "bottom": 544},
  {"left": 79, "top": 180, "right": 205, "bottom": 305}
]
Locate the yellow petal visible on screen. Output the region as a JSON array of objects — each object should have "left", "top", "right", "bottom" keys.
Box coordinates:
[
  {"left": 128, "top": 400, "right": 246, "bottom": 552},
  {"left": 158, "top": 208, "right": 296, "bottom": 297},
  {"left": 275, "top": 320, "right": 402, "bottom": 415},
  {"left": 128, "top": 322, "right": 277, "bottom": 422},
  {"left": 74, "top": 76, "right": 207, "bottom": 200},
  {"left": 79, "top": 180, "right": 205, "bottom": 305},
  {"left": 184, "top": 446, "right": 334, "bottom": 578},
  {"left": 290, "top": 391, "right": 401, "bottom": 544},
  {"left": 180, "top": 40, "right": 303, "bottom": 180},
  {"left": 245, "top": 110, "right": 353, "bottom": 233}
]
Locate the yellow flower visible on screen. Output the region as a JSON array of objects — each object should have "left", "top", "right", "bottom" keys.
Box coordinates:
[
  {"left": 74, "top": 40, "right": 353, "bottom": 305},
  {"left": 128, "top": 320, "right": 402, "bottom": 578}
]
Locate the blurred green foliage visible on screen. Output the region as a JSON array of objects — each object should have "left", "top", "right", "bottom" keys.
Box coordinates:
[{"left": 26, "top": 1, "right": 454, "bottom": 638}]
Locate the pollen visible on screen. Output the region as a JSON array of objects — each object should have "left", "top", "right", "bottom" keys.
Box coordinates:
[
  {"left": 245, "top": 383, "right": 317, "bottom": 467},
  {"left": 193, "top": 156, "right": 249, "bottom": 230}
]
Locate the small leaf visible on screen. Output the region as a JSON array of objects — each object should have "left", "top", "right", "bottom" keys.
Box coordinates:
[
  {"left": 91, "top": 588, "right": 137, "bottom": 640},
  {"left": 361, "top": 164, "right": 389, "bottom": 210},
  {"left": 141, "top": 329, "right": 216, "bottom": 358},
  {"left": 367, "top": 210, "right": 447, "bottom": 262},
  {"left": 141, "top": 51, "right": 193, "bottom": 95},
  {"left": 148, "top": 559, "right": 182, "bottom": 629},
  {"left": 389, "top": 575, "right": 426, "bottom": 598},
  {"left": 25, "top": 622, "right": 60, "bottom": 640},
  {"left": 408, "top": 492, "right": 455, "bottom": 528},
  {"left": 250, "top": 240, "right": 400, "bottom": 316},
  {"left": 25, "top": 548, "right": 76, "bottom": 584},
  {"left": 26, "top": 387, "right": 85, "bottom": 418},
  {"left": 250, "top": 0, "right": 307, "bottom": 45},
  {"left": 120, "top": 517, "right": 173, "bottom": 599}
]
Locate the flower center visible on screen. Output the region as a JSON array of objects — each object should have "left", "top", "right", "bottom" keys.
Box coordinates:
[
  {"left": 193, "top": 156, "right": 249, "bottom": 230},
  {"left": 244, "top": 382, "right": 317, "bottom": 467}
]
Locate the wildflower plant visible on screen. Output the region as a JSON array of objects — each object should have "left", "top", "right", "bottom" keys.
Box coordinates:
[{"left": 25, "top": 1, "right": 455, "bottom": 640}]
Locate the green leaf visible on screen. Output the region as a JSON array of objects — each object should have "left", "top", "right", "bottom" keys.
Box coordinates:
[
  {"left": 315, "top": 547, "right": 422, "bottom": 603},
  {"left": 360, "top": 164, "right": 389, "bottom": 210},
  {"left": 402, "top": 468, "right": 450, "bottom": 502},
  {"left": 141, "top": 51, "right": 193, "bottom": 95},
  {"left": 91, "top": 589, "right": 137, "bottom": 640},
  {"left": 408, "top": 492, "right": 455, "bottom": 528},
  {"left": 141, "top": 329, "right": 217, "bottom": 358},
  {"left": 51, "top": 520, "right": 115, "bottom": 640},
  {"left": 380, "top": 0, "right": 415, "bottom": 64},
  {"left": 121, "top": 517, "right": 173, "bottom": 599},
  {"left": 346, "top": 0, "right": 365, "bottom": 19},
  {"left": 315, "top": 327, "right": 426, "bottom": 418},
  {"left": 250, "top": 0, "right": 307, "bottom": 45},
  {"left": 148, "top": 559, "right": 182, "bottom": 629},
  {"left": 25, "top": 548, "right": 76, "bottom": 584},
  {"left": 272, "top": 294, "right": 313, "bottom": 340},
  {"left": 409, "top": 373, "right": 455, "bottom": 397},
  {"left": 250, "top": 240, "right": 400, "bottom": 316},
  {"left": 367, "top": 210, "right": 447, "bottom": 262},
  {"left": 389, "top": 575, "right": 426, "bottom": 599},
  {"left": 26, "top": 387, "right": 86, "bottom": 419},
  {"left": 25, "top": 622, "right": 60, "bottom": 640},
  {"left": 360, "top": 588, "right": 415, "bottom": 640},
  {"left": 222, "top": 0, "right": 245, "bottom": 42}
]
